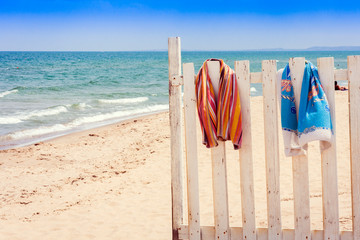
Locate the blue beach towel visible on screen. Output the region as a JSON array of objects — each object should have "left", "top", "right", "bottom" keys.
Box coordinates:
[{"left": 279, "top": 61, "right": 333, "bottom": 156}]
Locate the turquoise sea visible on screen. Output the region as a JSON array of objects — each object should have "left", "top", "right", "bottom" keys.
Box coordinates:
[{"left": 0, "top": 51, "right": 358, "bottom": 149}]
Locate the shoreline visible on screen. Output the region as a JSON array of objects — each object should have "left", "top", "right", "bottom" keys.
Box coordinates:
[{"left": 0, "top": 109, "right": 169, "bottom": 151}]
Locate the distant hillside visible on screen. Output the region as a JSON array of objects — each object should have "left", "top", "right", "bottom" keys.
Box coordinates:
[
  {"left": 248, "top": 46, "right": 360, "bottom": 51},
  {"left": 305, "top": 46, "right": 360, "bottom": 51}
]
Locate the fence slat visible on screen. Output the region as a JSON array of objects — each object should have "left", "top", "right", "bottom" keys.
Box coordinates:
[
  {"left": 207, "top": 60, "right": 230, "bottom": 240},
  {"left": 235, "top": 60, "right": 257, "bottom": 240},
  {"left": 258, "top": 228, "right": 269, "bottom": 240},
  {"left": 262, "top": 60, "right": 282, "bottom": 240},
  {"left": 183, "top": 63, "right": 201, "bottom": 240},
  {"left": 348, "top": 55, "right": 360, "bottom": 240},
  {"left": 312, "top": 230, "right": 324, "bottom": 240},
  {"left": 168, "top": 37, "right": 183, "bottom": 240},
  {"left": 289, "top": 58, "right": 311, "bottom": 240},
  {"left": 251, "top": 72, "right": 262, "bottom": 83},
  {"left": 334, "top": 69, "right": 348, "bottom": 81},
  {"left": 317, "top": 57, "right": 339, "bottom": 240},
  {"left": 341, "top": 231, "right": 354, "bottom": 240},
  {"left": 283, "top": 229, "right": 295, "bottom": 240}
]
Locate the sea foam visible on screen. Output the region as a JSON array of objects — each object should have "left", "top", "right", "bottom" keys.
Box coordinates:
[
  {"left": 67, "top": 102, "right": 91, "bottom": 110},
  {"left": 0, "top": 89, "right": 18, "bottom": 98},
  {"left": 28, "top": 106, "right": 68, "bottom": 118},
  {"left": 0, "top": 117, "right": 23, "bottom": 124},
  {"left": 97, "top": 97, "right": 149, "bottom": 104},
  {"left": 71, "top": 104, "right": 168, "bottom": 126},
  {"left": 1, "top": 124, "right": 70, "bottom": 141},
  {"left": 1, "top": 104, "right": 169, "bottom": 141},
  {"left": 0, "top": 106, "right": 68, "bottom": 125}
]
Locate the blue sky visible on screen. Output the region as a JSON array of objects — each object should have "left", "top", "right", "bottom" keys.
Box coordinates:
[{"left": 1, "top": 0, "right": 360, "bottom": 51}]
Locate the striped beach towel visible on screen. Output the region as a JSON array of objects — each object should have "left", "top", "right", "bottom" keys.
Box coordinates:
[
  {"left": 279, "top": 61, "right": 333, "bottom": 156},
  {"left": 195, "top": 59, "right": 242, "bottom": 149}
]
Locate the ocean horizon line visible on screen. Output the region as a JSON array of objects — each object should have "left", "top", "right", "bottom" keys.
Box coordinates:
[{"left": 1, "top": 46, "right": 360, "bottom": 52}]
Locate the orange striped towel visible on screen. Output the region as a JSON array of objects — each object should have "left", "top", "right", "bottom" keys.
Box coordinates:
[{"left": 195, "top": 59, "right": 242, "bottom": 149}]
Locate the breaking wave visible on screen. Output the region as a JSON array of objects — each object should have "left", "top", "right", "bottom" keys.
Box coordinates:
[
  {"left": 0, "top": 89, "right": 18, "bottom": 98},
  {"left": 97, "top": 97, "right": 149, "bottom": 104}
]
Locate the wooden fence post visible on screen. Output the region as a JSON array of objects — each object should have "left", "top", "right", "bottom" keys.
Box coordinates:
[
  {"left": 317, "top": 57, "right": 339, "bottom": 240},
  {"left": 289, "top": 58, "right": 311, "bottom": 240},
  {"left": 262, "top": 60, "right": 282, "bottom": 240},
  {"left": 168, "top": 37, "right": 183, "bottom": 240},
  {"left": 235, "top": 60, "right": 257, "bottom": 240},
  {"left": 348, "top": 55, "right": 360, "bottom": 240},
  {"left": 208, "top": 60, "right": 230, "bottom": 240},
  {"left": 183, "top": 62, "right": 201, "bottom": 240}
]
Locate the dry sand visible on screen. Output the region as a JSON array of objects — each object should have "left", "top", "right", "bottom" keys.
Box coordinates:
[{"left": 0, "top": 91, "right": 352, "bottom": 239}]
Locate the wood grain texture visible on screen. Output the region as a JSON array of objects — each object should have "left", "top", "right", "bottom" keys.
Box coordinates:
[
  {"left": 183, "top": 63, "right": 201, "bottom": 240},
  {"left": 235, "top": 60, "right": 256, "bottom": 240},
  {"left": 348, "top": 55, "right": 360, "bottom": 240},
  {"left": 317, "top": 57, "right": 339, "bottom": 240},
  {"left": 289, "top": 57, "right": 311, "bottom": 240},
  {"left": 168, "top": 37, "right": 183, "bottom": 240},
  {"left": 262, "top": 60, "right": 282, "bottom": 240},
  {"left": 208, "top": 60, "right": 230, "bottom": 240},
  {"left": 179, "top": 226, "right": 354, "bottom": 240}
]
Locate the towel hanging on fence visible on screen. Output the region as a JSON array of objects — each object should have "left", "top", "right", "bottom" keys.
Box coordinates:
[
  {"left": 195, "top": 59, "right": 242, "bottom": 149},
  {"left": 280, "top": 61, "right": 333, "bottom": 156}
]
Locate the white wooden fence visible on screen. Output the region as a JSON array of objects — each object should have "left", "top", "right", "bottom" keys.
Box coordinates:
[{"left": 168, "top": 37, "right": 360, "bottom": 240}]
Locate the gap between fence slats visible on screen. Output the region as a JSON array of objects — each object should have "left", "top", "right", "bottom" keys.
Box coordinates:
[
  {"left": 348, "top": 55, "right": 360, "bottom": 240},
  {"left": 318, "top": 57, "right": 340, "bottom": 240},
  {"left": 183, "top": 63, "right": 201, "bottom": 240},
  {"left": 235, "top": 60, "right": 257, "bottom": 240},
  {"left": 207, "top": 60, "right": 230, "bottom": 240},
  {"left": 289, "top": 57, "right": 311, "bottom": 240},
  {"left": 168, "top": 37, "right": 184, "bottom": 240},
  {"left": 262, "top": 60, "right": 282, "bottom": 240}
]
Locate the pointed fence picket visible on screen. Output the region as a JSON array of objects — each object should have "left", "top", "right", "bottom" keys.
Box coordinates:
[
  {"left": 317, "top": 57, "right": 340, "bottom": 240},
  {"left": 289, "top": 58, "right": 311, "bottom": 240},
  {"left": 235, "top": 60, "right": 257, "bottom": 240},
  {"left": 262, "top": 60, "right": 282, "bottom": 240},
  {"left": 348, "top": 55, "right": 360, "bottom": 240},
  {"left": 207, "top": 60, "right": 231, "bottom": 240},
  {"left": 168, "top": 37, "right": 360, "bottom": 240}
]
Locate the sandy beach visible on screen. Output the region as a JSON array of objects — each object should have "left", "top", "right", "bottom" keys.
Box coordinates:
[{"left": 0, "top": 91, "right": 352, "bottom": 239}]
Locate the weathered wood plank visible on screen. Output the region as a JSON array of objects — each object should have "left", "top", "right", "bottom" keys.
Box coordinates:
[
  {"left": 312, "top": 230, "right": 324, "bottom": 240},
  {"left": 289, "top": 57, "right": 311, "bottom": 240},
  {"left": 251, "top": 72, "right": 262, "bottom": 83},
  {"left": 178, "top": 226, "right": 354, "bottom": 240},
  {"left": 283, "top": 229, "right": 295, "bottom": 240},
  {"left": 208, "top": 60, "right": 230, "bottom": 240},
  {"left": 341, "top": 231, "right": 354, "bottom": 240},
  {"left": 258, "top": 228, "right": 269, "bottom": 240},
  {"left": 233, "top": 69, "right": 347, "bottom": 84},
  {"left": 317, "top": 57, "right": 339, "bottom": 240},
  {"left": 348, "top": 55, "right": 360, "bottom": 240},
  {"left": 235, "top": 60, "right": 257, "bottom": 240},
  {"left": 262, "top": 60, "right": 282, "bottom": 240},
  {"left": 183, "top": 63, "right": 201, "bottom": 240},
  {"left": 334, "top": 69, "right": 348, "bottom": 82},
  {"left": 168, "top": 37, "right": 184, "bottom": 240}
]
